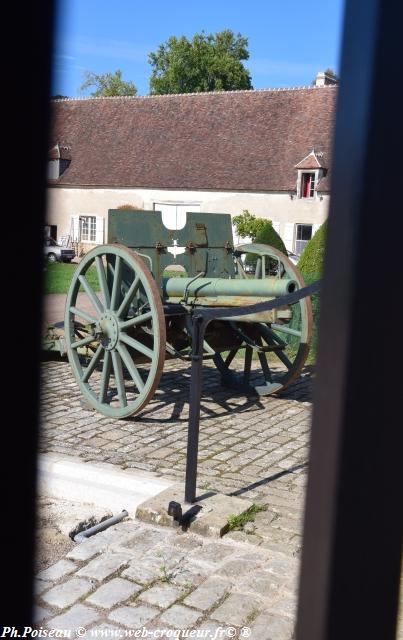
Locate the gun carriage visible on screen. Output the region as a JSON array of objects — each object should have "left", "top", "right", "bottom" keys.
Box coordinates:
[{"left": 64, "top": 210, "right": 312, "bottom": 418}]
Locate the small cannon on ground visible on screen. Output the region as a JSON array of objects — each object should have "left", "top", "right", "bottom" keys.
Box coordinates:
[{"left": 65, "top": 210, "right": 312, "bottom": 418}]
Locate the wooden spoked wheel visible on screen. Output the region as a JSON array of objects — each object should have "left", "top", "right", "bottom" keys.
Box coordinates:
[
  {"left": 64, "top": 244, "right": 166, "bottom": 418},
  {"left": 213, "top": 243, "right": 313, "bottom": 396}
]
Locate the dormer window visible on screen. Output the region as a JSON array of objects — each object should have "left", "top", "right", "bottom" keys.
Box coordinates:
[
  {"left": 47, "top": 143, "right": 71, "bottom": 180},
  {"left": 294, "top": 150, "right": 326, "bottom": 200},
  {"left": 301, "top": 172, "right": 316, "bottom": 198}
]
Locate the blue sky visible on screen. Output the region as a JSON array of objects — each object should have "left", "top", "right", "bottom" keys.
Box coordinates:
[{"left": 52, "top": 0, "right": 345, "bottom": 97}]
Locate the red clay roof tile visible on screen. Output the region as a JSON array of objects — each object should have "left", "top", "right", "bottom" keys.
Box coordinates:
[{"left": 49, "top": 87, "right": 336, "bottom": 192}]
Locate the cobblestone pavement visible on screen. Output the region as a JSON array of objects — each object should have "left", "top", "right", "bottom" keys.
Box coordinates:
[
  {"left": 37, "top": 358, "right": 314, "bottom": 637},
  {"left": 35, "top": 518, "right": 299, "bottom": 638},
  {"left": 40, "top": 359, "right": 312, "bottom": 552}
]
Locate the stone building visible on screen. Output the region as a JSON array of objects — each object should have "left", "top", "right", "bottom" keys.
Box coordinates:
[{"left": 46, "top": 76, "right": 336, "bottom": 256}]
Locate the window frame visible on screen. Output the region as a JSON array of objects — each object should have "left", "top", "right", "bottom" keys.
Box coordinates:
[
  {"left": 295, "top": 223, "right": 313, "bottom": 255},
  {"left": 79, "top": 215, "right": 96, "bottom": 243},
  {"left": 297, "top": 168, "right": 320, "bottom": 199}
]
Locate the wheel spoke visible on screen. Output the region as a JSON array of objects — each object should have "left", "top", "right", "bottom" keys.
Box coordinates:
[
  {"left": 71, "top": 335, "right": 96, "bottom": 350},
  {"left": 117, "top": 275, "right": 140, "bottom": 318},
  {"left": 258, "top": 323, "right": 286, "bottom": 348},
  {"left": 111, "top": 350, "right": 127, "bottom": 408},
  {"left": 110, "top": 255, "right": 122, "bottom": 311},
  {"left": 95, "top": 256, "right": 111, "bottom": 309},
  {"left": 119, "top": 332, "right": 154, "bottom": 359},
  {"left": 224, "top": 348, "right": 239, "bottom": 367},
  {"left": 70, "top": 306, "right": 98, "bottom": 324},
  {"left": 270, "top": 323, "right": 302, "bottom": 337},
  {"left": 117, "top": 343, "right": 145, "bottom": 392},
  {"left": 78, "top": 275, "right": 104, "bottom": 314},
  {"left": 273, "top": 349, "right": 293, "bottom": 370},
  {"left": 244, "top": 346, "right": 252, "bottom": 384},
  {"left": 257, "top": 337, "right": 272, "bottom": 382},
  {"left": 257, "top": 324, "right": 293, "bottom": 369},
  {"left": 119, "top": 311, "right": 153, "bottom": 330},
  {"left": 99, "top": 350, "right": 111, "bottom": 403},
  {"left": 82, "top": 344, "right": 103, "bottom": 382}
]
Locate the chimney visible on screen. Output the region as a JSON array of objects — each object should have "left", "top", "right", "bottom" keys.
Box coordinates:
[{"left": 315, "top": 71, "right": 338, "bottom": 87}]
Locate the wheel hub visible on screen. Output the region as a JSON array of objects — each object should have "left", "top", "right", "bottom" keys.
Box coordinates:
[{"left": 98, "top": 312, "right": 119, "bottom": 350}]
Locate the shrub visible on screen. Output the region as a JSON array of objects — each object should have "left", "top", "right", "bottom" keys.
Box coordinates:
[
  {"left": 116, "top": 204, "right": 141, "bottom": 210},
  {"left": 297, "top": 222, "right": 327, "bottom": 364},
  {"left": 298, "top": 221, "right": 327, "bottom": 275},
  {"left": 254, "top": 221, "right": 287, "bottom": 253},
  {"left": 245, "top": 221, "right": 287, "bottom": 264}
]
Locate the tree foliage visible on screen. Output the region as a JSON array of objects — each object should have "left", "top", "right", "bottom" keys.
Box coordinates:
[
  {"left": 80, "top": 69, "right": 137, "bottom": 97},
  {"left": 233, "top": 210, "right": 267, "bottom": 241},
  {"left": 254, "top": 222, "right": 287, "bottom": 254},
  {"left": 324, "top": 67, "right": 339, "bottom": 80},
  {"left": 298, "top": 221, "right": 327, "bottom": 275},
  {"left": 148, "top": 30, "right": 252, "bottom": 94}
]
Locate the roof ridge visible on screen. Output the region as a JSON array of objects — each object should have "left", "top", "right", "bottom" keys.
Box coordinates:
[{"left": 51, "top": 85, "right": 337, "bottom": 102}]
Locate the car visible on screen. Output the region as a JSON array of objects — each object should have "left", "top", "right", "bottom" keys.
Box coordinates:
[{"left": 44, "top": 237, "right": 75, "bottom": 263}]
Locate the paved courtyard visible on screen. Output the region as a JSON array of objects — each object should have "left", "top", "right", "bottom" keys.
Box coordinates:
[{"left": 36, "top": 357, "right": 314, "bottom": 637}]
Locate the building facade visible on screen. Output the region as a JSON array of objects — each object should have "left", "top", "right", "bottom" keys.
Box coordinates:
[{"left": 47, "top": 82, "right": 336, "bottom": 256}]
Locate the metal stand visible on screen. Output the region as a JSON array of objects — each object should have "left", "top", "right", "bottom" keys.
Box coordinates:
[
  {"left": 184, "top": 314, "right": 206, "bottom": 503},
  {"left": 183, "top": 280, "right": 321, "bottom": 504}
]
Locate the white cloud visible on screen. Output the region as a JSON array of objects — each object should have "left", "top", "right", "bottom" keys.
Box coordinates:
[{"left": 57, "top": 36, "right": 150, "bottom": 62}]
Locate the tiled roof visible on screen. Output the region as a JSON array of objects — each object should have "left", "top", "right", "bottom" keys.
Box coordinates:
[
  {"left": 317, "top": 174, "right": 331, "bottom": 192},
  {"left": 294, "top": 150, "right": 326, "bottom": 169},
  {"left": 49, "top": 86, "right": 336, "bottom": 192}
]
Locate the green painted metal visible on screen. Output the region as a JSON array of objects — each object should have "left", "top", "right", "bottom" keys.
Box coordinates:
[
  {"left": 64, "top": 244, "right": 166, "bottom": 418},
  {"left": 163, "top": 275, "right": 296, "bottom": 299},
  {"left": 107, "top": 209, "right": 236, "bottom": 289},
  {"left": 213, "top": 243, "right": 312, "bottom": 395},
  {"left": 64, "top": 211, "right": 312, "bottom": 417}
]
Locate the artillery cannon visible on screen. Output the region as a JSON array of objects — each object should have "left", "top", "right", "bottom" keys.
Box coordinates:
[{"left": 65, "top": 210, "right": 312, "bottom": 418}]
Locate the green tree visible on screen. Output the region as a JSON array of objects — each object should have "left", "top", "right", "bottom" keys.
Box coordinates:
[
  {"left": 233, "top": 210, "right": 267, "bottom": 241},
  {"left": 148, "top": 30, "right": 252, "bottom": 94},
  {"left": 79, "top": 69, "right": 137, "bottom": 97}
]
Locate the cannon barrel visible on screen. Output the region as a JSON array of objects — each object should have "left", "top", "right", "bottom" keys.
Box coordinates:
[{"left": 163, "top": 276, "right": 297, "bottom": 300}]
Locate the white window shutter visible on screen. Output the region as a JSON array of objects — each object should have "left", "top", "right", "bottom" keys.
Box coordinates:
[
  {"left": 271, "top": 221, "right": 280, "bottom": 234},
  {"left": 95, "top": 217, "right": 104, "bottom": 244},
  {"left": 283, "top": 223, "right": 295, "bottom": 251},
  {"left": 312, "top": 223, "right": 321, "bottom": 235},
  {"left": 71, "top": 216, "right": 80, "bottom": 242}
]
